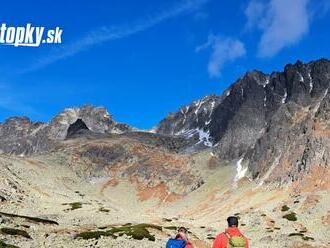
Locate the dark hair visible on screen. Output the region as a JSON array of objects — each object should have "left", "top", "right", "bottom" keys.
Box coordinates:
[
  {"left": 227, "top": 216, "right": 239, "bottom": 227},
  {"left": 178, "top": 227, "right": 188, "bottom": 233}
]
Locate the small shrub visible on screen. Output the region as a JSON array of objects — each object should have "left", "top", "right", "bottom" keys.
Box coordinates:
[
  {"left": 281, "top": 205, "right": 290, "bottom": 212},
  {"left": 0, "top": 240, "right": 19, "bottom": 248},
  {"left": 302, "top": 236, "right": 314, "bottom": 241},
  {"left": 76, "top": 223, "right": 161, "bottom": 241},
  {"left": 99, "top": 207, "right": 110, "bottom": 213},
  {"left": 162, "top": 218, "right": 172, "bottom": 222},
  {"left": 283, "top": 212, "right": 297, "bottom": 221},
  {"left": 0, "top": 211, "right": 58, "bottom": 225},
  {"left": 0, "top": 228, "right": 31, "bottom": 239},
  {"left": 289, "top": 233, "right": 303, "bottom": 237},
  {"left": 62, "top": 202, "right": 83, "bottom": 211}
]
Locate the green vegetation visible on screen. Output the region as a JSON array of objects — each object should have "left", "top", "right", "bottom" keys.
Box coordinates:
[
  {"left": 0, "top": 211, "right": 58, "bottom": 225},
  {"left": 76, "top": 223, "right": 162, "bottom": 241},
  {"left": 162, "top": 218, "right": 172, "bottom": 222},
  {"left": 0, "top": 228, "right": 31, "bottom": 239},
  {"left": 281, "top": 205, "right": 290, "bottom": 212},
  {"left": 288, "top": 233, "right": 314, "bottom": 241},
  {"left": 99, "top": 207, "right": 110, "bottom": 213},
  {"left": 0, "top": 240, "right": 19, "bottom": 248},
  {"left": 289, "top": 233, "right": 304, "bottom": 237},
  {"left": 302, "top": 236, "right": 314, "bottom": 241},
  {"left": 62, "top": 202, "right": 83, "bottom": 211},
  {"left": 283, "top": 212, "right": 297, "bottom": 221}
]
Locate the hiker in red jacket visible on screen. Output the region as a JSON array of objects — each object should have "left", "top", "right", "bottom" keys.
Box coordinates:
[
  {"left": 175, "top": 227, "right": 193, "bottom": 248},
  {"left": 213, "top": 216, "right": 249, "bottom": 248}
]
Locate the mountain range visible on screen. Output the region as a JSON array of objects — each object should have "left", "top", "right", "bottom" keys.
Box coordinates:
[{"left": 0, "top": 58, "right": 329, "bottom": 248}]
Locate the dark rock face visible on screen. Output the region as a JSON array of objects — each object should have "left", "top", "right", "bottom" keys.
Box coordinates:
[
  {"left": 48, "top": 105, "right": 131, "bottom": 140},
  {"left": 0, "top": 105, "right": 131, "bottom": 155},
  {"left": 66, "top": 119, "right": 90, "bottom": 139},
  {"left": 157, "top": 58, "right": 330, "bottom": 183}
]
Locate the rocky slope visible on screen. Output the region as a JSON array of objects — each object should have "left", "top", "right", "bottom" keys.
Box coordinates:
[
  {"left": 157, "top": 58, "right": 330, "bottom": 184},
  {"left": 0, "top": 105, "right": 131, "bottom": 155}
]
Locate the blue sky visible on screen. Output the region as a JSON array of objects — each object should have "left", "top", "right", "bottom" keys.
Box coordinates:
[{"left": 0, "top": 0, "right": 329, "bottom": 129}]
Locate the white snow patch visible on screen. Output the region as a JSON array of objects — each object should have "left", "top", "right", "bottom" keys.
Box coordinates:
[
  {"left": 282, "top": 90, "right": 287, "bottom": 103},
  {"left": 226, "top": 90, "right": 231, "bottom": 96},
  {"left": 194, "top": 99, "right": 205, "bottom": 115},
  {"left": 263, "top": 77, "right": 270, "bottom": 88},
  {"left": 196, "top": 129, "right": 212, "bottom": 147},
  {"left": 182, "top": 128, "right": 213, "bottom": 147},
  {"left": 297, "top": 72, "right": 304, "bottom": 82},
  {"left": 308, "top": 72, "right": 313, "bottom": 93},
  {"left": 263, "top": 95, "right": 267, "bottom": 107},
  {"left": 234, "top": 158, "right": 248, "bottom": 182}
]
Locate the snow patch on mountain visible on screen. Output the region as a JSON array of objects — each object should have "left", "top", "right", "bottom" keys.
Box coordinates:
[{"left": 234, "top": 158, "right": 248, "bottom": 182}]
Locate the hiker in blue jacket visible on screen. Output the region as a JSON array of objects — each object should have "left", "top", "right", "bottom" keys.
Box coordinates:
[{"left": 166, "top": 227, "right": 193, "bottom": 248}]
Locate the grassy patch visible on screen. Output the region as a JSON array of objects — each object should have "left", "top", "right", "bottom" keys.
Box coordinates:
[
  {"left": 0, "top": 240, "right": 19, "bottom": 248},
  {"left": 0, "top": 228, "right": 31, "bottom": 239},
  {"left": 0, "top": 211, "right": 58, "bottom": 225},
  {"left": 289, "top": 233, "right": 304, "bottom": 237},
  {"left": 99, "top": 207, "right": 110, "bottom": 213},
  {"left": 281, "top": 205, "right": 290, "bottom": 212},
  {"left": 62, "top": 202, "right": 83, "bottom": 211},
  {"left": 162, "top": 218, "right": 172, "bottom": 222},
  {"left": 76, "top": 224, "right": 162, "bottom": 241},
  {"left": 302, "top": 236, "right": 314, "bottom": 241},
  {"left": 288, "top": 233, "right": 314, "bottom": 241},
  {"left": 283, "top": 212, "right": 297, "bottom": 221}
]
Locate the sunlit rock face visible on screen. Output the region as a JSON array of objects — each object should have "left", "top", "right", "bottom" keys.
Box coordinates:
[{"left": 157, "top": 58, "right": 330, "bottom": 183}]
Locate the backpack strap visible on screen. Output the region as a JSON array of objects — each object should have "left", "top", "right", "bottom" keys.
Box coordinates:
[{"left": 225, "top": 232, "right": 231, "bottom": 239}]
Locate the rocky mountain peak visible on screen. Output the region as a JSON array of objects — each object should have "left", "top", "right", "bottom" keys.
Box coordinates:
[
  {"left": 48, "top": 105, "right": 117, "bottom": 140},
  {"left": 157, "top": 58, "right": 330, "bottom": 184}
]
